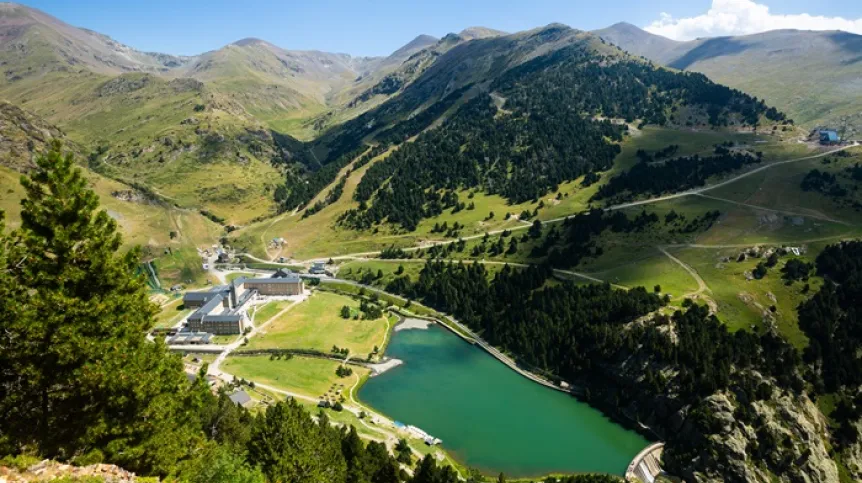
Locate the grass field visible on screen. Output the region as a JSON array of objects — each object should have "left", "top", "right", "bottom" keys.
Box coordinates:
[
  {"left": 226, "top": 272, "right": 256, "bottom": 283},
  {"left": 222, "top": 355, "right": 368, "bottom": 400},
  {"left": 251, "top": 300, "right": 294, "bottom": 325},
  {"left": 670, "top": 247, "right": 820, "bottom": 348},
  {"left": 581, "top": 246, "right": 700, "bottom": 298},
  {"left": 1, "top": 164, "right": 223, "bottom": 286},
  {"left": 247, "top": 291, "right": 388, "bottom": 356},
  {"left": 153, "top": 297, "right": 192, "bottom": 329}
]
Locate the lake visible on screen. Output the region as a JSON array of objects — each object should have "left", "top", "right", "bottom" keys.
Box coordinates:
[{"left": 359, "top": 322, "right": 649, "bottom": 478}]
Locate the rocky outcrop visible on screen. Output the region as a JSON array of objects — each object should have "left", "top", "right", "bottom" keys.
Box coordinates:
[
  {"left": 671, "top": 390, "right": 839, "bottom": 483},
  {"left": 0, "top": 102, "right": 71, "bottom": 171},
  {"left": 0, "top": 459, "right": 140, "bottom": 482},
  {"left": 97, "top": 74, "right": 154, "bottom": 97},
  {"left": 578, "top": 319, "right": 849, "bottom": 483}
]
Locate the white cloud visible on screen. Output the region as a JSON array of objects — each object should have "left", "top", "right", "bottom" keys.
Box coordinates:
[{"left": 645, "top": 0, "right": 862, "bottom": 40}]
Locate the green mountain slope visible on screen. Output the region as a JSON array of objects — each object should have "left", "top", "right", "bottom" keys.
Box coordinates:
[
  {"left": 0, "top": 2, "right": 189, "bottom": 77},
  {"left": 595, "top": 23, "right": 862, "bottom": 138},
  {"left": 0, "top": 3, "right": 451, "bottom": 222},
  {"left": 0, "top": 103, "right": 221, "bottom": 284}
]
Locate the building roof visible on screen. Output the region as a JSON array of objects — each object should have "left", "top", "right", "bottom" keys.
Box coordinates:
[
  {"left": 168, "top": 332, "right": 213, "bottom": 344},
  {"left": 272, "top": 268, "right": 294, "bottom": 278},
  {"left": 183, "top": 291, "right": 218, "bottom": 302},
  {"left": 820, "top": 130, "right": 839, "bottom": 141},
  {"left": 205, "top": 314, "right": 243, "bottom": 323},
  {"left": 247, "top": 275, "right": 302, "bottom": 284},
  {"left": 229, "top": 390, "right": 252, "bottom": 406},
  {"left": 189, "top": 294, "right": 225, "bottom": 321}
]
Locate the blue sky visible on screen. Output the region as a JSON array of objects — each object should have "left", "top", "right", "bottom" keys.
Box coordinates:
[{"left": 15, "top": 0, "right": 862, "bottom": 56}]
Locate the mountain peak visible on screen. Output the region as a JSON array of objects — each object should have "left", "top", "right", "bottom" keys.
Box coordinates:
[
  {"left": 232, "top": 37, "right": 272, "bottom": 48},
  {"left": 458, "top": 26, "right": 507, "bottom": 40},
  {"left": 389, "top": 34, "right": 438, "bottom": 59}
]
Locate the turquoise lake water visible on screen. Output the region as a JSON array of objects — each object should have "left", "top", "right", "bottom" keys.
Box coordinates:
[{"left": 359, "top": 323, "right": 649, "bottom": 478}]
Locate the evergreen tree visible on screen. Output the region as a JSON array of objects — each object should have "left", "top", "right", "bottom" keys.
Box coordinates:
[
  {"left": 395, "top": 438, "right": 412, "bottom": 464},
  {"left": 0, "top": 142, "right": 206, "bottom": 474},
  {"left": 247, "top": 400, "right": 347, "bottom": 482}
]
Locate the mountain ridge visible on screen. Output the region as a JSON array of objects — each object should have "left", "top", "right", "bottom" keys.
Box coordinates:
[{"left": 595, "top": 22, "right": 862, "bottom": 137}]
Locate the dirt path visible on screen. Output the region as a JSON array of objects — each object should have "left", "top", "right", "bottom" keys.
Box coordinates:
[
  {"left": 606, "top": 144, "right": 858, "bottom": 212},
  {"left": 694, "top": 193, "right": 851, "bottom": 226},
  {"left": 665, "top": 233, "right": 853, "bottom": 250},
  {"left": 658, "top": 246, "right": 717, "bottom": 312}
]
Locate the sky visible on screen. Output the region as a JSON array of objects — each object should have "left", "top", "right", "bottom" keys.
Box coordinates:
[{"left": 15, "top": 0, "right": 862, "bottom": 56}]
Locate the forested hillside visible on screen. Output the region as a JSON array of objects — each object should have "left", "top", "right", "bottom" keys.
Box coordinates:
[
  {"left": 381, "top": 255, "right": 858, "bottom": 482},
  {"left": 324, "top": 35, "right": 785, "bottom": 230}
]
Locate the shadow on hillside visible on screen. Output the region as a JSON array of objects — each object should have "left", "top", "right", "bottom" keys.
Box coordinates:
[
  {"left": 828, "top": 32, "right": 862, "bottom": 65},
  {"left": 668, "top": 37, "right": 753, "bottom": 70}
]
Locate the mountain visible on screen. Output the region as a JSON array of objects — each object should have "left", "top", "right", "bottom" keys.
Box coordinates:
[
  {"left": 458, "top": 26, "right": 508, "bottom": 40},
  {"left": 387, "top": 34, "right": 439, "bottom": 62},
  {"left": 0, "top": 2, "right": 189, "bottom": 76},
  {"left": 595, "top": 23, "right": 862, "bottom": 137},
  {"left": 593, "top": 22, "right": 682, "bottom": 62},
  {"left": 297, "top": 24, "right": 786, "bottom": 228}
]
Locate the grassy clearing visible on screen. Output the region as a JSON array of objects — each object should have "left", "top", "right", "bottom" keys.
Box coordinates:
[
  {"left": 251, "top": 300, "right": 294, "bottom": 325},
  {"left": 212, "top": 334, "right": 241, "bottom": 345},
  {"left": 183, "top": 353, "right": 218, "bottom": 365},
  {"left": 1, "top": 165, "right": 223, "bottom": 286},
  {"left": 671, "top": 247, "right": 819, "bottom": 348},
  {"left": 225, "top": 272, "right": 256, "bottom": 282},
  {"left": 247, "top": 291, "right": 388, "bottom": 356},
  {"left": 706, "top": 146, "right": 862, "bottom": 226},
  {"left": 222, "top": 355, "right": 367, "bottom": 401},
  {"left": 320, "top": 281, "right": 440, "bottom": 318},
  {"left": 153, "top": 297, "right": 191, "bottom": 329},
  {"left": 582, "top": 246, "right": 699, "bottom": 298},
  {"left": 0, "top": 167, "right": 25, "bottom": 230}
]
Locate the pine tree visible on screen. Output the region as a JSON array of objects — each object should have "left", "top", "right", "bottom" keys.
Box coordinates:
[
  {"left": 0, "top": 142, "right": 206, "bottom": 473},
  {"left": 248, "top": 401, "right": 347, "bottom": 482}
]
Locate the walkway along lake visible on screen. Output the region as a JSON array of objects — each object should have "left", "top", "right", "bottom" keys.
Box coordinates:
[{"left": 359, "top": 323, "right": 649, "bottom": 478}]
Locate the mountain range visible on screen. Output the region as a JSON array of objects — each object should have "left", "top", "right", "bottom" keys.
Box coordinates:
[
  {"left": 3, "top": 3, "right": 862, "bottom": 482},
  {"left": 594, "top": 22, "right": 862, "bottom": 138}
]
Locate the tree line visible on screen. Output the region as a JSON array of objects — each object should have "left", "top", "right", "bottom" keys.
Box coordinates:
[{"left": 593, "top": 150, "right": 761, "bottom": 203}]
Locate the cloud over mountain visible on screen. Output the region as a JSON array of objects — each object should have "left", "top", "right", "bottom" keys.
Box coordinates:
[{"left": 645, "top": 0, "right": 862, "bottom": 40}]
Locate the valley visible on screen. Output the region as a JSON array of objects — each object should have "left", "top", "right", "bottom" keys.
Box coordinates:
[{"left": 3, "top": 2, "right": 862, "bottom": 482}]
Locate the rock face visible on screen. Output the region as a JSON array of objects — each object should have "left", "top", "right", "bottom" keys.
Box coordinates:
[
  {"left": 0, "top": 459, "right": 139, "bottom": 482},
  {"left": 579, "top": 319, "right": 852, "bottom": 483},
  {"left": 674, "top": 391, "right": 840, "bottom": 483},
  {"left": 0, "top": 102, "right": 70, "bottom": 171}
]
